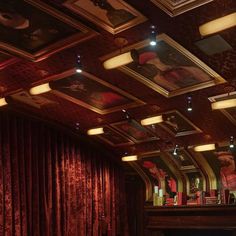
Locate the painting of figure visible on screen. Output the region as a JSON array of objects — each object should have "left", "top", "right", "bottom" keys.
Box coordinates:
[
  {"left": 111, "top": 119, "right": 158, "bottom": 143},
  {"left": 109, "top": 34, "right": 225, "bottom": 97},
  {"left": 159, "top": 110, "right": 202, "bottom": 137},
  {"left": 0, "top": 0, "right": 95, "bottom": 61},
  {"left": 63, "top": 0, "right": 147, "bottom": 34},
  {"left": 50, "top": 70, "right": 144, "bottom": 114},
  {"left": 183, "top": 170, "right": 204, "bottom": 194}
]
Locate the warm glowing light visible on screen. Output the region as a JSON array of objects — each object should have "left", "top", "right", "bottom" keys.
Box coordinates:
[
  {"left": 29, "top": 83, "right": 51, "bottom": 95},
  {"left": 0, "top": 98, "right": 7, "bottom": 107},
  {"left": 199, "top": 13, "right": 236, "bottom": 36},
  {"left": 87, "top": 127, "right": 104, "bottom": 135},
  {"left": 103, "top": 52, "right": 133, "bottom": 69},
  {"left": 76, "top": 68, "right": 82, "bottom": 73},
  {"left": 211, "top": 98, "right": 236, "bottom": 110},
  {"left": 194, "top": 144, "right": 216, "bottom": 152},
  {"left": 121, "top": 155, "right": 138, "bottom": 162},
  {"left": 141, "top": 115, "right": 163, "bottom": 126}
]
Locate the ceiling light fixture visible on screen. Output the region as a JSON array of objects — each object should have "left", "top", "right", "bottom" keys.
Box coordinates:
[
  {"left": 122, "top": 109, "right": 131, "bottom": 120},
  {"left": 199, "top": 12, "right": 236, "bottom": 37},
  {"left": 121, "top": 155, "right": 138, "bottom": 162},
  {"left": 29, "top": 83, "right": 51, "bottom": 95},
  {"left": 194, "top": 143, "right": 216, "bottom": 152},
  {"left": 211, "top": 98, "right": 236, "bottom": 110},
  {"left": 141, "top": 115, "right": 163, "bottom": 126},
  {"left": 229, "top": 136, "right": 235, "bottom": 149},
  {"left": 87, "top": 127, "right": 104, "bottom": 135},
  {"left": 173, "top": 145, "right": 178, "bottom": 156},
  {"left": 187, "top": 95, "right": 193, "bottom": 112},
  {"left": 149, "top": 25, "right": 157, "bottom": 46},
  {"left": 76, "top": 55, "right": 82, "bottom": 73},
  {"left": 0, "top": 97, "right": 7, "bottom": 107}
]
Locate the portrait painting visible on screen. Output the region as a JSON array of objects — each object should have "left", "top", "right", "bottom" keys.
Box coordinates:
[
  {"left": 0, "top": 52, "right": 18, "bottom": 69},
  {"left": 103, "top": 34, "right": 225, "bottom": 97},
  {"left": 111, "top": 119, "right": 158, "bottom": 143},
  {"left": 137, "top": 153, "right": 178, "bottom": 197},
  {"left": 0, "top": 0, "right": 96, "bottom": 61},
  {"left": 11, "top": 90, "right": 57, "bottom": 109},
  {"left": 200, "top": 145, "right": 236, "bottom": 191},
  {"left": 183, "top": 169, "right": 205, "bottom": 195},
  {"left": 96, "top": 126, "right": 134, "bottom": 146},
  {"left": 208, "top": 91, "right": 236, "bottom": 126},
  {"left": 63, "top": 0, "right": 147, "bottom": 34},
  {"left": 159, "top": 110, "right": 202, "bottom": 137},
  {"left": 150, "top": 0, "right": 213, "bottom": 17},
  {"left": 50, "top": 69, "right": 144, "bottom": 114},
  {"left": 168, "top": 148, "right": 197, "bottom": 170}
]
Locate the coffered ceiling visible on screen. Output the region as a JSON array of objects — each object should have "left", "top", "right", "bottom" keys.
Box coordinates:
[{"left": 0, "top": 0, "right": 235, "bottom": 158}]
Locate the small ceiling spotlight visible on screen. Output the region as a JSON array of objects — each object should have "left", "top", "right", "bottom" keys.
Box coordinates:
[
  {"left": 187, "top": 95, "right": 192, "bottom": 112},
  {"left": 173, "top": 145, "right": 178, "bottom": 156},
  {"left": 76, "top": 55, "right": 82, "bottom": 73},
  {"left": 229, "top": 136, "right": 235, "bottom": 149},
  {"left": 122, "top": 109, "right": 131, "bottom": 120},
  {"left": 149, "top": 25, "right": 157, "bottom": 46},
  {"left": 75, "top": 122, "right": 80, "bottom": 130}
]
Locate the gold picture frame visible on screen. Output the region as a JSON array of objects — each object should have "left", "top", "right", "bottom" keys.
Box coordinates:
[
  {"left": 150, "top": 0, "right": 213, "bottom": 17},
  {"left": 101, "top": 34, "right": 225, "bottom": 97},
  {"left": 48, "top": 69, "right": 145, "bottom": 114},
  {"left": 63, "top": 0, "right": 147, "bottom": 34},
  {"left": 208, "top": 91, "right": 236, "bottom": 126},
  {"left": 0, "top": 0, "right": 96, "bottom": 61},
  {"left": 159, "top": 110, "right": 202, "bottom": 137}
]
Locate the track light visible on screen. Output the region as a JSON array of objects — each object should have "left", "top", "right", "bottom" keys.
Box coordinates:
[
  {"left": 122, "top": 109, "right": 131, "bottom": 120},
  {"left": 0, "top": 97, "right": 7, "bottom": 107},
  {"left": 187, "top": 95, "right": 192, "bottom": 112},
  {"left": 29, "top": 83, "right": 51, "bottom": 95},
  {"left": 149, "top": 25, "right": 157, "bottom": 46},
  {"left": 229, "top": 136, "right": 235, "bottom": 149},
  {"left": 76, "top": 55, "right": 82, "bottom": 73},
  {"left": 173, "top": 145, "right": 178, "bottom": 156}
]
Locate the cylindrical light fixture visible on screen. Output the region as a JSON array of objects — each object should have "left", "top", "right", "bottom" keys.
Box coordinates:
[
  {"left": 211, "top": 98, "right": 236, "bottom": 110},
  {"left": 141, "top": 115, "right": 163, "bottom": 126},
  {"left": 121, "top": 155, "right": 138, "bottom": 162},
  {"left": 194, "top": 143, "right": 216, "bottom": 152},
  {"left": 29, "top": 83, "right": 51, "bottom": 95},
  {"left": 87, "top": 127, "right": 104, "bottom": 136},
  {"left": 103, "top": 52, "right": 133, "bottom": 69},
  {"left": 0, "top": 97, "right": 7, "bottom": 107}
]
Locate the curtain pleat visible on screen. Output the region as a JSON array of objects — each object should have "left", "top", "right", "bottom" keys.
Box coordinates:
[{"left": 0, "top": 111, "right": 128, "bottom": 236}]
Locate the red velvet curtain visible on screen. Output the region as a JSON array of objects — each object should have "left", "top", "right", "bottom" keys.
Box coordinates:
[{"left": 0, "top": 111, "right": 128, "bottom": 236}]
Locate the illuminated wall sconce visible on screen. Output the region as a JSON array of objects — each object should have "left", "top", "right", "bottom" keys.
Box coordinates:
[
  {"left": 87, "top": 127, "right": 104, "bottom": 135},
  {"left": 121, "top": 154, "right": 138, "bottom": 162},
  {"left": 29, "top": 83, "right": 51, "bottom": 95},
  {"left": 199, "top": 12, "right": 236, "bottom": 37},
  {"left": 0, "top": 97, "right": 8, "bottom": 107},
  {"left": 141, "top": 115, "right": 163, "bottom": 126},
  {"left": 229, "top": 136, "right": 235, "bottom": 149},
  {"left": 211, "top": 98, "right": 236, "bottom": 110},
  {"left": 149, "top": 25, "right": 157, "bottom": 46},
  {"left": 194, "top": 143, "right": 216, "bottom": 152},
  {"left": 76, "top": 54, "right": 82, "bottom": 73}
]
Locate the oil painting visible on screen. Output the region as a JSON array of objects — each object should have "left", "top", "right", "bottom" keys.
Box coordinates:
[
  {"left": 63, "top": 0, "right": 147, "bottom": 34},
  {"left": 104, "top": 34, "right": 225, "bottom": 97},
  {"left": 96, "top": 126, "right": 134, "bottom": 146},
  {"left": 111, "top": 119, "right": 158, "bottom": 143},
  {"left": 159, "top": 110, "right": 202, "bottom": 137},
  {"left": 208, "top": 91, "right": 236, "bottom": 126},
  {"left": 50, "top": 69, "right": 144, "bottom": 114},
  {"left": 0, "top": 0, "right": 96, "bottom": 61}
]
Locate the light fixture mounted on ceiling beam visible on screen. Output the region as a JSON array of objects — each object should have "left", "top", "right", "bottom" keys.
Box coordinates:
[
  {"left": 29, "top": 83, "right": 51, "bottom": 95},
  {"left": 0, "top": 97, "right": 7, "bottom": 107}
]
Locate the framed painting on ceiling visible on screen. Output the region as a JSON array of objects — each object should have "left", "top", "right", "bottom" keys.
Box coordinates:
[
  {"left": 159, "top": 110, "right": 202, "bottom": 137},
  {"left": 111, "top": 119, "right": 159, "bottom": 143},
  {"left": 101, "top": 34, "right": 225, "bottom": 97},
  {"left": 96, "top": 126, "right": 134, "bottom": 146},
  {"left": 0, "top": 52, "right": 18, "bottom": 70},
  {"left": 63, "top": 0, "right": 147, "bottom": 34},
  {"left": 208, "top": 91, "right": 236, "bottom": 126},
  {"left": 49, "top": 69, "right": 145, "bottom": 114},
  {"left": 0, "top": 0, "right": 96, "bottom": 61}
]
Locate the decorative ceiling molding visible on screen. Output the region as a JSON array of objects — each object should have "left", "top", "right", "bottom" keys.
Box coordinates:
[{"left": 150, "top": 0, "right": 213, "bottom": 17}]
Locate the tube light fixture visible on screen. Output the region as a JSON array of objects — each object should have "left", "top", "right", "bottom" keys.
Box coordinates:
[
  {"left": 199, "top": 12, "right": 236, "bottom": 37},
  {"left": 87, "top": 127, "right": 104, "bottom": 136},
  {"left": 211, "top": 98, "right": 236, "bottom": 110},
  {"left": 141, "top": 115, "right": 163, "bottom": 126},
  {"left": 194, "top": 143, "right": 216, "bottom": 152},
  {"left": 121, "top": 155, "right": 138, "bottom": 162},
  {"left": 0, "top": 97, "right": 7, "bottom": 107},
  {"left": 29, "top": 83, "right": 51, "bottom": 95},
  {"left": 103, "top": 51, "right": 133, "bottom": 69}
]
